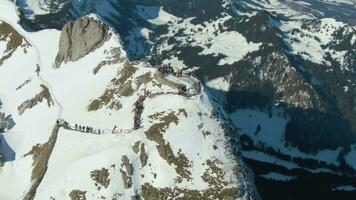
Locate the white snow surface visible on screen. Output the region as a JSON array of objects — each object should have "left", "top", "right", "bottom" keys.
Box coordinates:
[
  {"left": 282, "top": 18, "right": 348, "bottom": 65},
  {"left": 135, "top": 6, "right": 261, "bottom": 68},
  {"left": 260, "top": 172, "right": 297, "bottom": 182},
  {"left": 16, "top": 0, "right": 68, "bottom": 17},
  {"left": 345, "top": 145, "right": 356, "bottom": 170},
  {"left": 242, "top": 151, "right": 299, "bottom": 170},
  {"left": 206, "top": 76, "right": 231, "bottom": 92},
  {"left": 332, "top": 185, "right": 356, "bottom": 191},
  {"left": 21, "top": 0, "right": 52, "bottom": 15},
  {"left": 230, "top": 109, "right": 342, "bottom": 167},
  {"left": 200, "top": 31, "right": 261, "bottom": 65}
]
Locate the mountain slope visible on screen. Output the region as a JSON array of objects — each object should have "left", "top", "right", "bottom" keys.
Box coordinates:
[
  {"left": 1, "top": 0, "right": 356, "bottom": 199},
  {"left": 0, "top": 1, "right": 259, "bottom": 199}
]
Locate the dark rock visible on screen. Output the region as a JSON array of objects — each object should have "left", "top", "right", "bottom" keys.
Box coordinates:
[{"left": 55, "top": 17, "right": 111, "bottom": 68}]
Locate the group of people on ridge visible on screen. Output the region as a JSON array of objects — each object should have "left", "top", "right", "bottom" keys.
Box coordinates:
[
  {"left": 56, "top": 120, "right": 102, "bottom": 134},
  {"left": 157, "top": 65, "right": 174, "bottom": 75},
  {"left": 157, "top": 65, "right": 202, "bottom": 95},
  {"left": 133, "top": 89, "right": 149, "bottom": 130},
  {"left": 157, "top": 65, "right": 183, "bottom": 77}
]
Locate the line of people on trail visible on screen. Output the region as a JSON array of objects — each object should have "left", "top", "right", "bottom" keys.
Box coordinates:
[
  {"left": 55, "top": 89, "right": 151, "bottom": 134},
  {"left": 56, "top": 120, "right": 102, "bottom": 134},
  {"left": 133, "top": 89, "right": 149, "bottom": 130}
]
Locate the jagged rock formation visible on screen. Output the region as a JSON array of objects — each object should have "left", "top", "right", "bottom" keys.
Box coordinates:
[
  {"left": 140, "top": 143, "right": 148, "bottom": 167},
  {"left": 55, "top": 17, "right": 111, "bottom": 68}
]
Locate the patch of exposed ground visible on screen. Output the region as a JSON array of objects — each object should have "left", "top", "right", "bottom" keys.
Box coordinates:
[
  {"left": 132, "top": 141, "right": 140, "bottom": 153},
  {"left": 152, "top": 79, "right": 162, "bottom": 88},
  {"left": 114, "top": 62, "right": 137, "bottom": 86},
  {"left": 120, "top": 83, "right": 135, "bottom": 97},
  {"left": 90, "top": 168, "right": 110, "bottom": 190},
  {"left": 131, "top": 141, "right": 148, "bottom": 167},
  {"left": 141, "top": 183, "right": 239, "bottom": 200},
  {"left": 88, "top": 62, "right": 137, "bottom": 111},
  {"left": 18, "top": 84, "right": 54, "bottom": 115},
  {"left": 140, "top": 143, "right": 148, "bottom": 167},
  {"left": 120, "top": 155, "right": 133, "bottom": 189},
  {"left": 121, "top": 155, "right": 133, "bottom": 175},
  {"left": 121, "top": 170, "right": 132, "bottom": 189},
  {"left": 35, "top": 64, "right": 40, "bottom": 74},
  {"left": 88, "top": 88, "right": 122, "bottom": 111},
  {"left": 148, "top": 111, "right": 166, "bottom": 121},
  {"left": 202, "top": 130, "right": 211, "bottom": 138},
  {"left": 117, "top": 66, "right": 153, "bottom": 97},
  {"left": 23, "top": 125, "right": 60, "bottom": 200},
  {"left": 117, "top": 72, "right": 152, "bottom": 98},
  {"left": 148, "top": 109, "right": 187, "bottom": 121},
  {"left": 16, "top": 79, "right": 31, "bottom": 91},
  {"left": 219, "top": 123, "right": 234, "bottom": 135},
  {"left": 141, "top": 160, "right": 239, "bottom": 199},
  {"left": 145, "top": 111, "right": 191, "bottom": 181},
  {"left": 0, "top": 21, "right": 29, "bottom": 65},
  {"left": 177, "top": 109, "right": 188, "bottom": 118},
  {"left": 202, "top": 159, "right": 228, "bottom": 187},
  {"left": 69, "top": 190, "right": 87, "bottom": 200},
  {"left": 135, "top": 72, "right": 152, "bottom": 88},
  {"left": 93, "top": 48, "right": 124, "bottom": 75}
]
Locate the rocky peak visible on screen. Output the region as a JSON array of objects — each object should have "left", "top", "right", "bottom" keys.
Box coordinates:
[{"left": 55, "top": 16, "right": 111, "bottom": 68}]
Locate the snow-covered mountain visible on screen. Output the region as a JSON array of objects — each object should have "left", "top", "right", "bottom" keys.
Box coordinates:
[
  {"left": 1, "top": 0, "right": 356, "bottom": 199},
  {"left": 0, "top": 1, "right": 259, "bottom": 199}
]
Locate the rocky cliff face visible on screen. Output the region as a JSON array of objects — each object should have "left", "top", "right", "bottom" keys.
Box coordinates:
[{"left": 55, "top": 17, "right": 111, "bottom": 68}]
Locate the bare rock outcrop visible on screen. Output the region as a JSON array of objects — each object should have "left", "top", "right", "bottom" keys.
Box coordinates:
[
  {"left": 121, "top": 155, "right": 133, "bottom": 176},
  {"left": 140, "top": 143, "right": 148, "bottom": 167},
  {"left": 0, "top": 20, "right": 30, "bottom": 65},
  {"left": 55, "top": 17, "right": 111, "bottom": 68},
  {"left": 18, "top": 85, "right": 54, "bottom": 116},
  {"left": 69, "top": 190, "right": 87, "bottom": 200}
]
